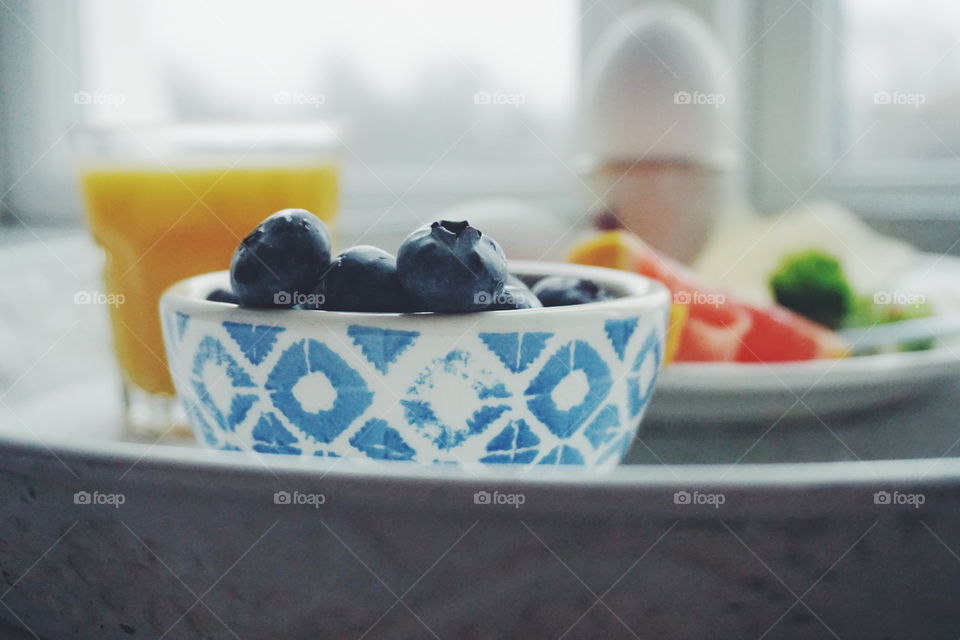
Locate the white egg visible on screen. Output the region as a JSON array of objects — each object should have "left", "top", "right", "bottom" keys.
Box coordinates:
[{"left": 582, "top": 4, "right": 735, "bottom": 167}]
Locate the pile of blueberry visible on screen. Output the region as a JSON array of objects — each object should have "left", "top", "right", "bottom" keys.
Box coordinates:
[{"left": 209, "top": 208, "right": 610, "bottom": 313}]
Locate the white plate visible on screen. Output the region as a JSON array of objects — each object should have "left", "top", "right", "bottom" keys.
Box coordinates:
[
  {"left": 649, "top": 253, "right": 960, "bottom": 423},
  {"left": 650, "top": 348, "right": 960, "bottom": 422}
]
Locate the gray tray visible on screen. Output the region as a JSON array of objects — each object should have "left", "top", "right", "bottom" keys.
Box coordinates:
[
  {"left": 3, "top": 234, "right": 960, "bottom": 638},
  {"left": 1, "top": 420, "right": 959, "bottom": 639}
]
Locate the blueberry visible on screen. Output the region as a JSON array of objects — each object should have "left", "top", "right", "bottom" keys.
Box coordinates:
[
  {"left": 206, "top": 288, "right": 238, "bottom": 304},
  {"left": 318, "top": 245, "right": 410, "bottom": 312},
  {"left": 230, "top": 209, "right": 332, "bottom": 308},
  {"left": 531, "top": 276, "right": 610, "bottom": 307},
  {"left": 396, "top": 220, "right": 508, "bottom": 312},
  {"left": 490, "top": 284, "right": 542, "bottom": 310}
]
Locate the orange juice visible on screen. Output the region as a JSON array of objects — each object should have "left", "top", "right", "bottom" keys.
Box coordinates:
[{"left": 81, "top": 164, "right": 338, "bottom": 396}]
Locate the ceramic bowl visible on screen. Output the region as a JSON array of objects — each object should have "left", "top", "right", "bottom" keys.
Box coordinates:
[{"left": 159, "top": 261, "right": 669, "bottom": 470}]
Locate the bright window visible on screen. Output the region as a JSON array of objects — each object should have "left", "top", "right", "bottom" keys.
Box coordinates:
[
  {"left": 78, "top": 0, "right": 578, "bottom": 205},
  {"left": 2, "top": 0, "right": 579, "bottom": 225},
  {"left": 842, "top": 0, "right": 960, "bottom": 164},
  {"left": 751, "top": 0, "right": 960, "bottom": 216}
]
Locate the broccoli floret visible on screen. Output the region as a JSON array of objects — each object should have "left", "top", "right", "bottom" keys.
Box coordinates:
[{"left": 769, "top": 249, "right": 854, "bottom": 329}]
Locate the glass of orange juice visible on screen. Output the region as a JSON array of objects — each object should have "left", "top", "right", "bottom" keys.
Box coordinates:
[{"left": 74, "top": 123, "right": 340, "bottom": 439}]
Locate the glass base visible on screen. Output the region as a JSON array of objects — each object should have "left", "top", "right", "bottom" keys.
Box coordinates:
[{"left": 122, "top": 382, "right": 194, "bottom": 442}]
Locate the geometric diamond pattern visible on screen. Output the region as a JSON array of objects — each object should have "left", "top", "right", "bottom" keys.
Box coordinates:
[
  {"left": 479, "top": 331, "right": 553, "bottom": 373},
  {"left": 604, "top": 317, "right": 638, "bottom": 361},
  {"left": 163, "top": 311, "right": 663, "bottom": 469},
  {"left": 224, "top": 321, "right": 285, "bottom": 365},
  {"left": 627, "top": 330, "right": 662, "bottom": 418},
  {"left": 347, "top": 325, "right": 419, "bottom": 375},
  {"left": 266, "top": 339, "right": 373, "bottom": 444},
  {"left": 524, "top": 340, "right": 612, "bottom": 439}
]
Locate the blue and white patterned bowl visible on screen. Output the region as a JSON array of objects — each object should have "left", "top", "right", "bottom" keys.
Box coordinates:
[{"left": 160, "top": 261, "right": 669, "bottom": 470}]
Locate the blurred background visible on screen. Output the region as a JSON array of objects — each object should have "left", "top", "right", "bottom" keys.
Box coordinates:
[
  {"left": 5, "top": 0, "right": 960, "bottom": 405},
  {"left": 3, "top": 0, "right": 960, "bottom": 249}
]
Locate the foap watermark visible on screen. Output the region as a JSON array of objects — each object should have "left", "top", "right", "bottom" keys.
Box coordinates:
[
  {"left": 274, "top": 490, "right": 326, "bottom": 508},
  {"left": 74, "top": 290, "right": 124, "bottom": 308},
  {"left": 474, "top": 490, "right": 525, "bottom": 509},
  {"left": 473, "top": 289, "right": 534, "bottom": 308},
  {"left": 274, "top": 291, "right": 325, "bottom": 307},
  {"left": 874, "top": 490, "right": 925, "bottom": 508},
  {"left": 873, "top": 290, "right": 925, "bottom": 308},
  {"left": 673, "top": 290, "right": 725, "bottom": 307},
  {"left": 873, "top": 91, "right": 926, "bottom": 109},
  {"left": 74, "top": 90, "right": 126, "bottom": 108},
  {"left": 274, "top": 91, "right": 326, "bottom": 108},
  {"left": 674, "top": 490, "right": 725, "bottom": 509},
  {"left": 673, "top": 90, "right": 726, "bottom": 108},
  {"left": 473, "top": 90, "right": 526, "bottom": 108},
  {"left": 74, "top": 490, "right": 125, "bottom": 509}
]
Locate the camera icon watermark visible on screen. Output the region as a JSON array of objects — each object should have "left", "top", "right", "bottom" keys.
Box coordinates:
[
  {"left": 274, "top": 291, "right": 325, "bottom": 307},
  {"left": 873, "top": 90, "right": 925, "bottom": 108},
  {"left": 274, "top": 91, "right": 326, "bottom": 108},
  {"left": 473, "top": 490, "right": 525, "bottom": 509},
  {"left": 473, "top": 90, "right": 526, "bottom": 108},
  {"left": 74, "top": 290, "right": 125, "bottom": 308},
  {"left": 873, "top": 490, "right": 925, "bottom": 508},
  {"left": 673, "top": 90, "right": 726, "bottom": 108},
  {"left": 74, "top": 90, "right": 127, "bottom": 108},
  {"left": 474, "top": 291, "right": 493, "bottom": 306},
  {"left": 673, "top": 290, "right": 725, "bottom": 307},
  {"left": 74, "top": 490, "right": 126, "bottom": 509},
  {"left": 274, "top": 490, "right": 326, "bottom": 508},
  {"left": 673, "top": 490, "right": 725, "bottom": 508},
  {"left": 873, "top": 290, "right": 925, "bottom": 308},
  {"left": 474, "top": 289, "right": 533, "bottom": 307}
]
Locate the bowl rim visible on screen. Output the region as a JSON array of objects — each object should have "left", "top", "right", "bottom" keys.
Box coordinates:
[{"left": 161, "top": 260, "right": 670, "bottom": 322}]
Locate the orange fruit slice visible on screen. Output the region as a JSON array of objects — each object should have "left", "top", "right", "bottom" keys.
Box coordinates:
[{"left": 571, "top": 231, "right": 846, "bottom": 363}]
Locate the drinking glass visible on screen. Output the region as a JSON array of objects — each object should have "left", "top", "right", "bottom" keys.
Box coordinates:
[{"left": 74, "top": 123, "right": 340, "bottom": 439}]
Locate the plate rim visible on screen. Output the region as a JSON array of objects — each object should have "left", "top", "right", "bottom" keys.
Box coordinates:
[
  {"left": 4, "top": 427, "right": 960, "bottom": 491},
  {"left": 659, "top": 347, "right": 960, "bottom": 391}
]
